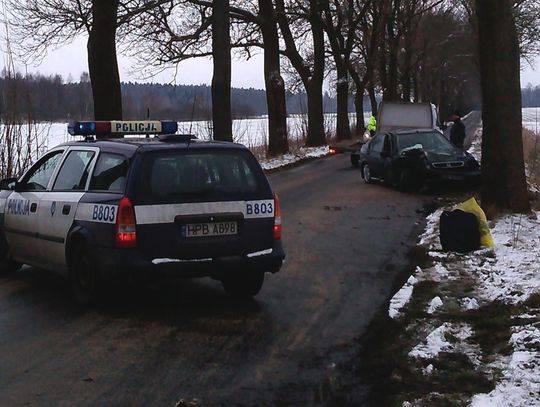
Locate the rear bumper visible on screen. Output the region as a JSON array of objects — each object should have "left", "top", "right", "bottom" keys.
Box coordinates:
[{"left": 94, "top": 240, "right": 285, "bottom": 280}]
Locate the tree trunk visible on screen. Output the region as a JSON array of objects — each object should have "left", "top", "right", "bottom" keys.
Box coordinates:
[
  {"left": 335, "top": 64, "right": 351, "bottom": 141},
  {"left": 259, "top": 0, "right": 288, "bottom": 156},
  {"left": 476, "top": 0, "right": 529, "bottom": 215},
  {"left": 304, "top": 1, "right": 326, "bottom": 147},
  {"left": 211, "top": 0, "right": 233, "bottom": 142},
  {"left": 88, "top": 0, "right": 122, "bottom": 124},
  {"left": 305, "top": 79, "right": 326, "bottom": 146},
  {"left": 354, "top": 85, "right": 365, "bottom": 135},
  {"left": 368, "top": 84, "right": 378, "bottom": 116}
]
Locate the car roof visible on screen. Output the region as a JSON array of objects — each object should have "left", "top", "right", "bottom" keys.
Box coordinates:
[{"left": 56, "top": 136, "right": 248, "bottom": 156}]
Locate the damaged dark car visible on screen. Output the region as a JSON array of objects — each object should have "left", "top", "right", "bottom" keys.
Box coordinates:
[{"left": 359, "top": 129, "right": 481, "bottom": 190}]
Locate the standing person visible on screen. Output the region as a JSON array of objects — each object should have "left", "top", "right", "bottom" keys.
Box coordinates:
[
  {"left": 367, "top": 114, "right": 377, "bottom": 137},
  {"left": 450, "top": 110, "right": 466, "bottom": 148}
]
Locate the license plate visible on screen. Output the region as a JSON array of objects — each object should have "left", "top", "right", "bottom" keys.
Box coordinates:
[
  {"left": 445, "top": 175, "right": 464, "bottom": 181},
  {"left": 183, "top": 221, "right": 237, "bottom": 238}
]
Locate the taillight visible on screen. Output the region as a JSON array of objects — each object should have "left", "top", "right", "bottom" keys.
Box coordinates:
[
  {"left": 273, "top": 193, "right": 281, "bottom": 240},
  {"left": 116, "top": 196, "right": 137, "bottom": 248}
]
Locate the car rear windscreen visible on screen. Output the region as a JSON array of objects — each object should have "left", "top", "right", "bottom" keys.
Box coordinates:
[{"left": 135, "top": 149, "right": 269, "bottom": 203}]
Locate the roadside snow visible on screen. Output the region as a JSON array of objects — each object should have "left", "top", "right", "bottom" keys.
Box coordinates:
[
  {"left": 388, "top": 115, "right": 540, "bottom": 406},
  {"left": 389, "top": 272, "right": 418, "bottom": 319},
  {"left": 259, "top": 146, "right": 330, "bottom": 170},
  {"left": 408, "top": 323, "right": 454, "bottom": 359},
  {"left": 427, "top": 296, "right": 443, "bottom": 314},
  {"left": 471, "top": 325, "right": 540, "bottom": 407}
]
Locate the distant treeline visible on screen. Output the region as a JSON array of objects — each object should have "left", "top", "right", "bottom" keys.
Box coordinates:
[
  {"left": 0, "top": 73, "right": 356, "bottom": 122},
  {"left": 1, "top": 72, "right": 538, "bottom": 123},
  {"left": 522, "top": 84, "right": 540, "bottom": 108}
]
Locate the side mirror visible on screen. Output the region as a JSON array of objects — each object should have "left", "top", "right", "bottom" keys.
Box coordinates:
[{"left": 0, "top": 177, "right": 17, "bottom": 191}]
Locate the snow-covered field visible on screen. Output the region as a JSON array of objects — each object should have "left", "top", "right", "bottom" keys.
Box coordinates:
[
  {"left": 389, "top": 131, "right": 540, "bottom": 406},
  {"left": 523, "top": 108, "right": 540, "bottom": 133}
]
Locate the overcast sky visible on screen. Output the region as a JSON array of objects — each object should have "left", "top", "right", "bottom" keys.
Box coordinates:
[{"left": 5, "top": 34, "right": 540, "bottom": 89}]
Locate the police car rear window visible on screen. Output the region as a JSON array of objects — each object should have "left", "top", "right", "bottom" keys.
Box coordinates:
[{"left": 136, "top": 150, "right": 267, "bottom": 202}]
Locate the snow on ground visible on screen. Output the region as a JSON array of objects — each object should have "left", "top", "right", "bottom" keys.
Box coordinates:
[
  {"left": 523, "top": 107, "right": 540, "bottom": 133},
  {"left": 389, "top": 123, "right": 540, "bottom": 406},
  {"left": 389, "top": 272, "right": 418, "bottom": 318},
  {"left": 259, "top": 146, "right": 330, "bottom": 170},
  {"left": 471, "top": 325, "right": 540, "bottom": 407}
]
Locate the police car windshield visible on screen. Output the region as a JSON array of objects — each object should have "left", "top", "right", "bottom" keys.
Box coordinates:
[
  {"left": 396, "top": 131, "right": 455, "bottom": 154},
  {"left": 136, "top": 149, "right": 267, "bottom": 203}
]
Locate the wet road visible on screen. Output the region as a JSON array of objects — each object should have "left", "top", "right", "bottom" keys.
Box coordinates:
[{"left": 0, "top": 154, "right": 428, "bottom": 407}]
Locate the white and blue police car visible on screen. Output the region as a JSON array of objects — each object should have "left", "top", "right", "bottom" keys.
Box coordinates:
[{"left": 0, "top": 121, "right": 285, "bottom": 303}]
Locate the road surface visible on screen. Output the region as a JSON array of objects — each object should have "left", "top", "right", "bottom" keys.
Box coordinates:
[{"left": 0, "top": 154, "right": 429, "bottom": 406}]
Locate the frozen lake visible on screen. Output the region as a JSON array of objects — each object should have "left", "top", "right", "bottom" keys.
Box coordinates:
[{"left": 19, "top": 108, "right": 540, "bottom": 154}]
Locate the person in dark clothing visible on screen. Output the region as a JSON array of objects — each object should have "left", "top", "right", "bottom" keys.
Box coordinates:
[{"left": 450, "top": 111, "right": 466, "bottom": 148}]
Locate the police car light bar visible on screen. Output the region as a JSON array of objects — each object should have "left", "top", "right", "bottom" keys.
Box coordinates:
[{"left": 68, "top": 120, "right": 178, "bottom": 136}]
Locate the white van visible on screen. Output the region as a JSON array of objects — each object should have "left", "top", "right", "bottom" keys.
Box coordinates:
[{"left": 377, "top": 102, "right": 439, "bottom": 132}]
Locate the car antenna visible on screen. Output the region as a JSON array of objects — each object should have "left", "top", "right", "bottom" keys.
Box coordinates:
[{"left": 146, "top": 107, "right": 150, "bottom": 138}]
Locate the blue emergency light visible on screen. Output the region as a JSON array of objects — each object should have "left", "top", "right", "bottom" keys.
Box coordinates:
[{"left": 68, "top": 120, "right": 179, "bottom": 136}]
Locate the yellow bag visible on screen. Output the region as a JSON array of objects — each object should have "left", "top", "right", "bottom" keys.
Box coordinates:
[{"left": 454, "top": 197, "right": 494, "bottom": 247}]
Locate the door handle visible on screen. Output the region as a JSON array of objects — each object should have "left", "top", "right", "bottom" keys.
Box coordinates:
[
  {"left": 62, "top": 204, "right": 71, "bottom": 215},
  {"left": 30, "top": 203, "right": 37, "bottom": 213}
]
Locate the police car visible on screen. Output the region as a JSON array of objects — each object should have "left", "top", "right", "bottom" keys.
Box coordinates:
[{"left": 0, "top": 121, "right": 285, "bottom": 303}]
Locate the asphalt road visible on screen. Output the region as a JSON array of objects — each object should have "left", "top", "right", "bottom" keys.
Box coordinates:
[{"left": 0, "top": 154, "right": 428, "bottom": 407}]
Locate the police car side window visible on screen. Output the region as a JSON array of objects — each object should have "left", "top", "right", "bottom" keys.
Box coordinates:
[
  {"left": 89, "top": 153, "right": 129, "bottom": 192},
  {"left": 53, "top": 150, "right": 95, "bottom": 191},
  {"left": 23, "top": 151, "right": 64, "bottom": 191}
]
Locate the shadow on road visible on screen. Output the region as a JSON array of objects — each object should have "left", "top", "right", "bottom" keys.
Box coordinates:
[{"left": 1, "top": 267, "right": 264, "bottom": 326}]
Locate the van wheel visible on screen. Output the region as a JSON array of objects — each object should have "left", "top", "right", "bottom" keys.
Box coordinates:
[
  {"left": 222, "top": 271, "right": 264, "bottom": 298},
  {"left": 362, "top": 164, "right": 373, "bottom": 184},
  {"left": 0, "top": 237, "right": 21, "bottom": 275},
  {"left": 70, "top": 243, "right": 100, "bottom": 304}
]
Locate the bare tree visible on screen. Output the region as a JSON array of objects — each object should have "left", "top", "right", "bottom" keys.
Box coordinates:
[
  {"left": 321, "top": 0, "right": 370, "bottom": 141},
  {"left": 5, "top": 0, "right": 169, "bottom": 123},
  {"left": 276, "top": 0, "right": 326, "bottom": 147},
  {"left": 258, "top": 0, "right": 289, "bottom": 155},
  {"left": 126, "top": 0, "right": 288, "bottom": 152},
  {"left": 476, "top": 0, "right": 529, "bottom": 215},
  {"left": 211, "top": 0, "right": 233, "bottom": 141}
]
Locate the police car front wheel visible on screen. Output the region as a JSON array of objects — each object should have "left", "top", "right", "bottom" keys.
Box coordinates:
[{"left": 221, "top": 271, "right": 264, "bottom": 298}]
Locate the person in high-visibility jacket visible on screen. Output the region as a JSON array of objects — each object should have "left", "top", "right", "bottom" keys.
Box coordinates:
[{"left": 367, "top": 115, "right": 377, "bottom": 137}]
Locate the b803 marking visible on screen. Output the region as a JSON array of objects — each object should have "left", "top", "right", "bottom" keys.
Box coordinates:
[{"left": 91, "top": 204, "right": 117, "bottom": 223}]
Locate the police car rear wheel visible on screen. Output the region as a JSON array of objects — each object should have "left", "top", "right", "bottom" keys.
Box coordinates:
[
  {"left": 70, "top": 245, "right": 99, "bottom": 304},
  {"left": 222, "top": 271, "right": 264, "bottom": 298}
]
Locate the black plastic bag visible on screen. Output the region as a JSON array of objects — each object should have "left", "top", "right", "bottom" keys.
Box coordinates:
[{"left": 439, "top": 209, "right": 480, "bottom": 253}]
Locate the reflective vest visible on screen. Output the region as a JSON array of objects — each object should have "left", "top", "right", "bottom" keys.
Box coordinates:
[{"left": 367, "top": 116, "right": 377, "bottom": 131}]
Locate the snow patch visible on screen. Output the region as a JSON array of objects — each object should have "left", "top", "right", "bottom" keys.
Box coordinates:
[
  {"left": 427, "top": 296, "right": 443, "bottom": 314},
  {"left": 259, "top": 146, "right": 330, "bottom": 170},
  {"left": 389, "top": 272, "right": 418, "bottom": 319}
]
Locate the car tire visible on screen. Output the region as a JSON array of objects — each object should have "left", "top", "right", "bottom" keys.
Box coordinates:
[
  {"left": 350, "top": 155, "right": 359, "bottom": 168},
  {"left": 70, "top": 243, "right": 100, "bottom": 304},
  {"left": 222, "top": 270, "right": 264, "bottom": 298},
  {"left": 362, "top": 163, "right": 373, "bottom": 184},
  {"left": 0, "top": 236, "right": 21, "bottom": 275}
]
